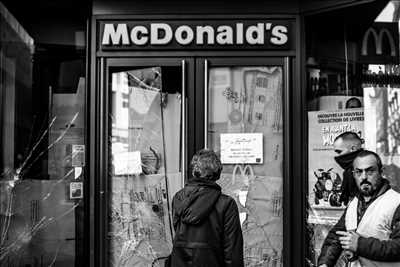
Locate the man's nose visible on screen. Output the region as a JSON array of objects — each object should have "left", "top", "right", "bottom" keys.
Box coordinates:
[{"left": 359, "top": 170, "right": 368, "bottom": 179}]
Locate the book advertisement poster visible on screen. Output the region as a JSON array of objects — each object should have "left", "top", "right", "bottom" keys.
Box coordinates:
[
  {"left": 308, "top": 108, "right": 364, "bottom": 224},
  {"left": 307, "top": 109, "right": 364, "bottom": 264}
]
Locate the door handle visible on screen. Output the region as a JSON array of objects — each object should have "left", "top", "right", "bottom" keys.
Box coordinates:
[
  {"left": 181, "top": 59, "right": 186, "bottom": 186},
  {"left": 204, "top": 59, "right": 209, "bottom": 149}
]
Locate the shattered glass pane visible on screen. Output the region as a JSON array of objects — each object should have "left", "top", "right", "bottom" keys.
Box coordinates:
[
  {"left": 208, "top": 66, "right": 284, "bottom": 266},
  {"left": 0, "top": 78, "right": 86, "bottom": 266},
  {"left": 109, "top": 67, "right": 182, "bottom": 266},
  {"left": 0, "top": 83, "right": 85, "bottom": 266},
  {"left": 0, "top": 4, "right": 86, "bottom": 265}
]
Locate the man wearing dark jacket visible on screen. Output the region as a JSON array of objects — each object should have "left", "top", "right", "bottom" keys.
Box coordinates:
[
  {"left": 318, "top": 150, "right": 400, "bottom": 267},
  {"left": 333, "top": 131, "right": 363, "bottom": 205},
  {"left": 169, "top": 149, "right": 244, "bottom": 267}
]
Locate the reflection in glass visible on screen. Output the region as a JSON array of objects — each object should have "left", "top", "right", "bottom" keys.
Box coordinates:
[
  {"left": 0, "top": 3, "right": 86, "bottom": 266},
  {"left": 109, "top": 67, "right": 182, "bottom": 266},
  {"left": 208, "top": 66, "right": 284, "bottom": 266}
]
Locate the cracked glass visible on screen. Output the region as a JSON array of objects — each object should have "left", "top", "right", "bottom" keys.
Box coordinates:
[
  {"left": 109, "top": 66, "right": 183, "bottom": 266},
  {"left": 208, "top": 66, "right": 284, "bottom": 266},
  {"left": 0, "top": 2, "right": 86, "bottom": 266}
]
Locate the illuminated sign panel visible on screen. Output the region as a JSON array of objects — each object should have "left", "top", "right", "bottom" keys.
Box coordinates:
[
  {"left": 359, "top": 22, "right": 399, "bottom": 64},
  {"left": 99, "top": 20, "right": 294, "bottom": 51}
]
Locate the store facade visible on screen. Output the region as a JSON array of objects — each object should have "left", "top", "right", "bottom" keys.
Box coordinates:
[
  {"left": 90, "top": 11, "right": 301, "bottom": 266},
  {"left": 1, "top": 0, "right": 397, "bottom": 266}
]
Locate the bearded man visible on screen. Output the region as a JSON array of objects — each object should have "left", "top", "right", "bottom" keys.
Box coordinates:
[{"left": 318, "top": 150, "right": 400, "bottom": 267}]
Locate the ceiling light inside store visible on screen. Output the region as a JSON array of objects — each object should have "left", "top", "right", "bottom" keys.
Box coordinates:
[{"left": 375, "top": 1, "right": 398, "bottom": 22}]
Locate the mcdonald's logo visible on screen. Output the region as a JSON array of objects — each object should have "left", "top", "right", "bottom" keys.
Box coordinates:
[{"left": 361, "top": 26, "right": 396, "bottom": 57}]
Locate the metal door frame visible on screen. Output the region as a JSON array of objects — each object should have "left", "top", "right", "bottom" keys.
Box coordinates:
[
  {"left": 196, "top": 56, "right": 292, "bottom": 267},
  {"left": 89, "top": 14, "right": 304, "bottom": 267},
  {"left": 91, "top": 56, "right": 194, "bottom": 267}
]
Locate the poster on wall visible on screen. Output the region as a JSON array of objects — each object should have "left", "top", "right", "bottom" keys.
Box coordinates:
[{"left": 308, "top": 108, "right": 364, "bottom": 224}]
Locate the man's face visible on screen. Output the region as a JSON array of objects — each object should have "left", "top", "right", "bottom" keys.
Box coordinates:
[
  {"left": 353, "top": 155, "right": 382, "bottom": 197},
  {"left": 333, "top": 137, "right": 361, "bottom": 156},
  {"left": 333, "top": 138, "right": 352, "bottom": 156}
]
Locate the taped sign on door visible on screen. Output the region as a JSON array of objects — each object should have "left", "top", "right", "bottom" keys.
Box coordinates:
[
  {"left": 220, "top": 133, "right": 263, "bottom": 164},
  {"left": 72, "top": 144, "right": 85, "bottom": 167}
]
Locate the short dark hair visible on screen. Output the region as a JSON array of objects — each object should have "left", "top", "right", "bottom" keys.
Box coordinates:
[
  {"left": 190, "top": 149, "right": 223, "bottom": 181},
  {"left": 345, "top": 97, "right": 362, "bottom": 108},
  {"left": 353, "top": 150, "right": 383, "bottom": 171},
  {"left": 334, "top": 131, "right": 363, "bottom": 144}
]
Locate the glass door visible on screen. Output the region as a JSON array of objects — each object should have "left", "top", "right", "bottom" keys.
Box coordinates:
[
  {"left": 104, "top": 58, "right": 193, "bottom": 267},
  {"left": 197, "top": 57, "right": 287, "bottom": 266}
]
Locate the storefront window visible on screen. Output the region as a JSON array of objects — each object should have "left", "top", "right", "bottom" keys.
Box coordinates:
[
  {"left": 306, "top": 1, "right": 400, "bottom": 266},
  {"left": 0, "top": 2, "right": 87, "bottom": 266},
  {"left": 108, "top": 67, "right": 183, "bottom": 266},
  {"left": 208, "top": 66, "right": 283, "bottom": 266}
]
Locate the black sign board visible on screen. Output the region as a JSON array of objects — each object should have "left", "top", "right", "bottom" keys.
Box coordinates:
[
  {"left": 98, "top": 19, "right": 295, "bottom": 51},
  {"left": 359, "top": 22, "right": 399, "bottom": 64}
]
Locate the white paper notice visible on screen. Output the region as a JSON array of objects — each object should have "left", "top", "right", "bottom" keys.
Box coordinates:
[
  {"left": 70, "top": 182, "right": 83, "bottom": 199},
  {"left": 220, "top": 133, "right": 263, "bottom": 164},
  {"left": 113, "top": 151, "right": 143, "bottom": 175}
]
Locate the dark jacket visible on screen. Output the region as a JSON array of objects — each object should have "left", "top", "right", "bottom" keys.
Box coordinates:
[
  {"left": 339, "top": 167, "right": 358, "bottom": 205},
  {"left": 170, "top": 178, "right": 244, "bottom": 267},
  {"left": 318, "top": 179, "right": 400, "bottom": 267}
]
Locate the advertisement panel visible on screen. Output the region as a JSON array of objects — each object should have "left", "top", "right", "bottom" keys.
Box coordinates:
[
  {"left": 308, "top": 108, "right": 364, "bottom": 221},
  {"left": 307, "top": 109, "right": 364, "bottom": 264}
]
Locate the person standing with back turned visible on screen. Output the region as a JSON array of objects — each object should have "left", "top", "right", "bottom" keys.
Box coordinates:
[{"left": 169, "top": 149, "right": 244, "bottom": 267}]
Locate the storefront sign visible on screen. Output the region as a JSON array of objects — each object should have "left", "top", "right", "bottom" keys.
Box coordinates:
[
  {"left": 359, "top": 22, "right": 399, "bottom": 64},
  {"left": 220, "top": 133, "right": 263, "bottom": 164},
  {"left": 99, "top": 20, "right": 294, "bottom": 51}
]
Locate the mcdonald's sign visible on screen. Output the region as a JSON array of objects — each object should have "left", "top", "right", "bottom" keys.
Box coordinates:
[{"left": 359, "top": 22, "right": 399, "bottom": 64}]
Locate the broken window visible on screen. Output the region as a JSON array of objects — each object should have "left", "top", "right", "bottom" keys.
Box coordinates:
[
  {"left": 109, "top": 67, "right": 183, "bottom": 266},
  {"left": 0, "top": 2, "right": 87, "bottom": 266}
]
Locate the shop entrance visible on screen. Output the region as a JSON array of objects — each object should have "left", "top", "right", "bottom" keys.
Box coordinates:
[
  {"left": 96, "top": 56, "right": 289, "bottom": 266},
  {"left": 101, "top": 57, "right": 193, "bottom": 266},
  {"left": 198, "top": 57, "right": 287, "bottom": 267}
]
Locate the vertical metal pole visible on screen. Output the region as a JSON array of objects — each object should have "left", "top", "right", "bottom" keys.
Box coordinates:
[
  {"left": 204, "top": 60, "right": 208, "bottom": 149},
  {"left": 181, "top": 60, "right": 186, "bottom": 186},
  {"left": 283, "top": 56, "right": 291, "bottom": 267},
  {"left": 98, "top": 56, "right": 106, "bottom": 267}
]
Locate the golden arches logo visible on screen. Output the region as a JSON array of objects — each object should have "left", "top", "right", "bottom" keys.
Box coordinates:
[
  {"left": 361, "top": 27, "right": 396, "bottom": 57},
  {"left": 232, "top": 164, "right": 254, "bottom": 185}
]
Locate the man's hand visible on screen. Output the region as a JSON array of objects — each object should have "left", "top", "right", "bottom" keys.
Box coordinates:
[{"left": 336, "top": 230, "right": 360, "bottom": 252}]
